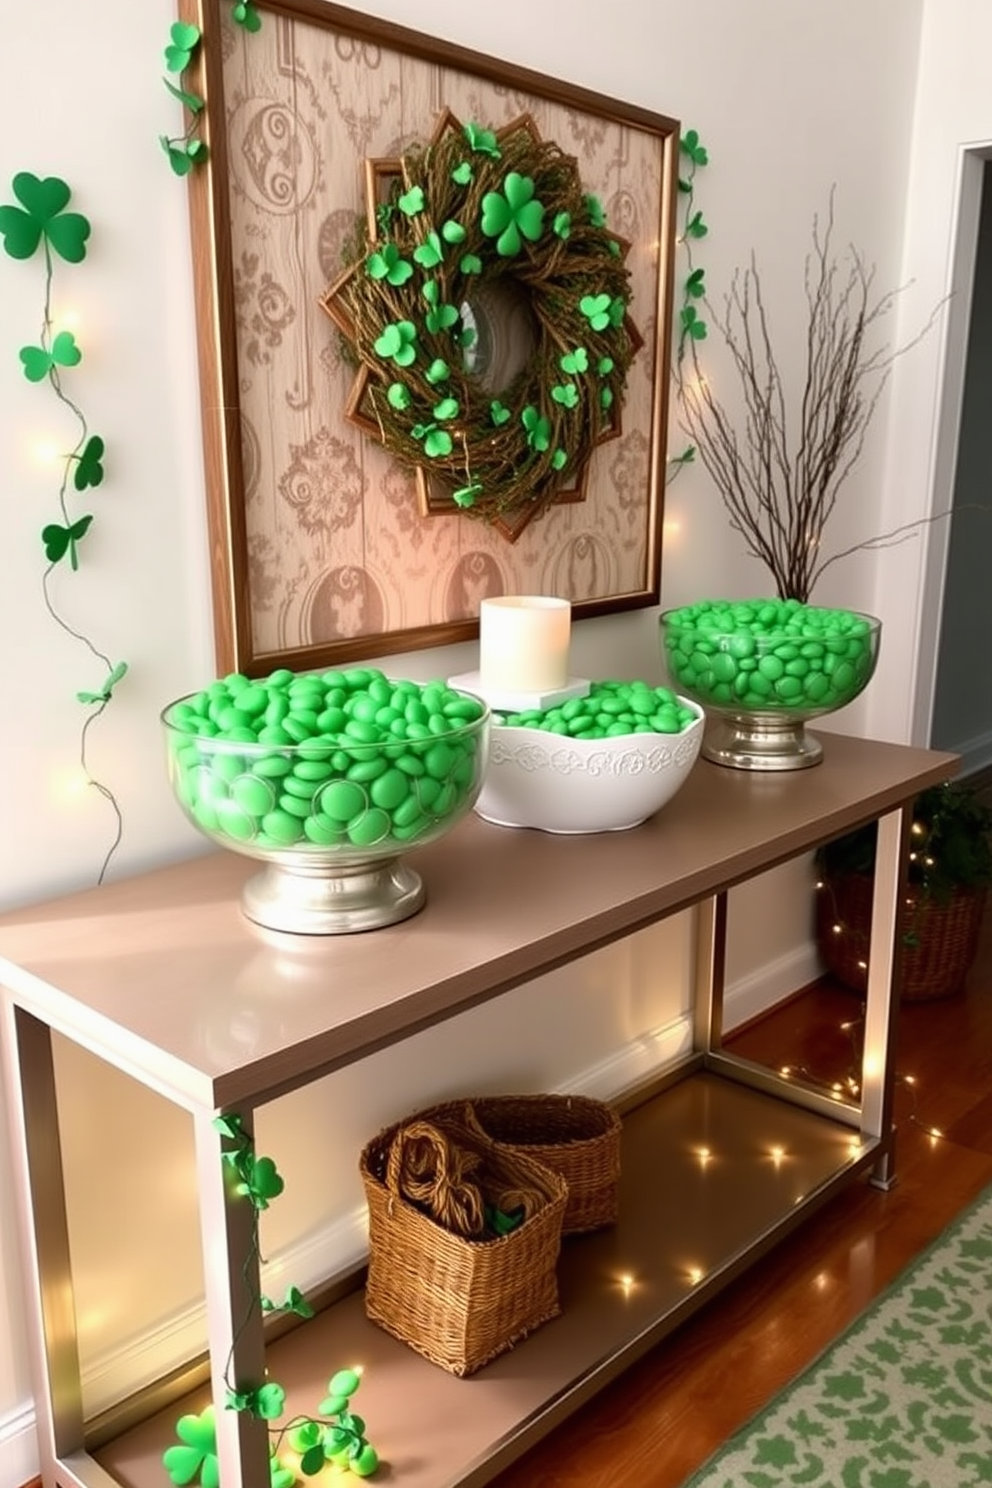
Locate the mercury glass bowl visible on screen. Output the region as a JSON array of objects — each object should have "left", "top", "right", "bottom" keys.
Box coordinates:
[
  {"left": 162, "top": 678, "right": 490, "bottom": 934},
  {"left": 659, "top": 600, "right": 882, "bottom": 771}
]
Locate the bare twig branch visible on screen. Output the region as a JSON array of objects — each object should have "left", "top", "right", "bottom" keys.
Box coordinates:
[{"left": 675, "top": 193, "right": 944, "bottom": 602}]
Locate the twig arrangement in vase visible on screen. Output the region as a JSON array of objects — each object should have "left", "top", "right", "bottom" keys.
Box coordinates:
[{"left": 674, "top": 188, "right": 943, "bottom": 603}]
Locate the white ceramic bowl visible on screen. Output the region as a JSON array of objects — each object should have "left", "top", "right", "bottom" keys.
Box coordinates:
[{"left": 474, "top": 699, "right": 705, "bottom": 834}]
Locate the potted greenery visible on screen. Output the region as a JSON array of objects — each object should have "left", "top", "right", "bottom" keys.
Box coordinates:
[{"left": 815, "top": 780, "right": 992, "bottom": 1001}]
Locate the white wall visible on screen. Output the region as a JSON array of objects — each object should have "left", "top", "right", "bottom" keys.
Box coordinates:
[{"left": 0, "top": 1, "right": 931, "bottom": 1482}]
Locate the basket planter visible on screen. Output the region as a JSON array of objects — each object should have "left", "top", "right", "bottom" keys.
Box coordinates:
[
  {"left": 360, "top": 1101, "right": 567, "bottom": 1376},
  {"left": 816, "top": 870, "right": 987, "bottom": 1002},
  {"left": 466, "top": 1094, "right": 622, "bottom": 1234}
]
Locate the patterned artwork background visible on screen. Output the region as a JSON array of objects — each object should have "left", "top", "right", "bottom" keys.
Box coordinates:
[{"left": 216, "top": 7, "right": 672, "bottom": 660}]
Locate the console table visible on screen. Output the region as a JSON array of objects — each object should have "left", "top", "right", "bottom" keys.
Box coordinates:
[{"left": 0, "top": 731, "right": 955, "bottom": 1488}]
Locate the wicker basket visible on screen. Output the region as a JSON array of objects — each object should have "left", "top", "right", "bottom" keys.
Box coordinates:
[
  {"left": 466, "top": 1094, "right": 622, "bottom": 1233},
  {"left": 816, "top": 871, "right": 987, "bottom": 1002},
  {"left": 360, "top": 1101, "right": 567, "bottom": 1376}
]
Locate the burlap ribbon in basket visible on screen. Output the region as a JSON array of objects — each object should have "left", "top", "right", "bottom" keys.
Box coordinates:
[{"left": 386, "top": 1118, "right": 545, "bottom": 1239}]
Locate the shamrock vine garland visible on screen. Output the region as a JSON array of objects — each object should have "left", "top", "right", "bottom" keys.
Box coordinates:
[
  {"left": 668, "top": 126, "right": 709, "bottom": 480},
  {"left": 160, "top": 5, "right": 261, "bottom": 175},
  {"left": 164, "top": 1114, "right": 379, "bottom": 1484},
  {"left": 323, "top": 112, "right": 638, "bottom": 527},
  {"left": 0, "top": 172, "right": 127, "bottom": 883}
]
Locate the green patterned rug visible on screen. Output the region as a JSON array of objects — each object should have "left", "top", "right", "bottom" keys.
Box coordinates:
[{"left": 683, "top": 1183, "right": 992, "bottom": 1488}]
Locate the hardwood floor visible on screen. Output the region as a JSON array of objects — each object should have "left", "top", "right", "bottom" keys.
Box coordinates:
[{"left": 492, "top": 894, "right": 992, "bottom": 1487}]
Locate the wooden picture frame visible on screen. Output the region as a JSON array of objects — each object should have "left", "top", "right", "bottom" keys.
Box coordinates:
[{"left": 179, "top": 0, "right": 679, "bottom": 675}]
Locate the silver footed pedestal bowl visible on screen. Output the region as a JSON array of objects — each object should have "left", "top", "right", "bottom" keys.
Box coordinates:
[
  {"left": 162, "top": 669, "right": 490, "bottom": 934},
  {"left": 659, "top": 599, "right": 882, "bottom": 771}
]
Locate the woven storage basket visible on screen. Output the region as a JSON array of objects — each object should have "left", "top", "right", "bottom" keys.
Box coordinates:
[
  {"left": 816, "top": 871, "right": 987, "bottom": 1002},
  {"left": 360, "top": 1100, "right": 567, "bottom": 1377},
  {"left": 466, "top": 1094, "right": 622, "bottom": 1233}
]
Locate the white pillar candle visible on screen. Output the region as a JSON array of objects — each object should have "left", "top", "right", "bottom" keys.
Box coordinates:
[{"left": 479, "top": 596, "right": 572, "bottom": 692}]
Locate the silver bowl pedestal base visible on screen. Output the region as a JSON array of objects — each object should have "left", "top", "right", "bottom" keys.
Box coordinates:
[
  {"left": 241, "top": 857, "right": 426, "bottom": 934},
  {"left": 703, "top": 713, "right": 823, "bottom": 771}
]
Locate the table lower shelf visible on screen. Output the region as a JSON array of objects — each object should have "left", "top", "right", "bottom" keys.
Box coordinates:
[{"left": 93, "top": 1071, "right": 874, "bottom": 1488}]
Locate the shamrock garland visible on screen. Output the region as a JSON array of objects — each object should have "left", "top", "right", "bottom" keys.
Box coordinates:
[
  {"left": 668, "top": 127, "right": 710, "bottom": 480},
  {"left": 164, "top": 1115, "right": 379, "bottom": 1484},
  {"left": 160, "top": 6, "right": 261, "bottom": 175},
  {"left": 324, "top": 114, "right": 637, "bottom": 526},
  {"left": 0, "top": 172, "right": 127, "bottom": 883}
]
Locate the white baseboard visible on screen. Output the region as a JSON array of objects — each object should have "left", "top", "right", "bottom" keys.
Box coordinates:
[
  {"left": 932, "top": 725, "right": 992, "bottom": 780},
  {"left": 6, "top": 955, "right": 812, "bottom": 1488},
  {"left": 1, "top": 1402, "right": 38, "bottom": 1488}
]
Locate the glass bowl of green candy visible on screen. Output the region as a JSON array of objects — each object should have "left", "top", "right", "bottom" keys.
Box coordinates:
[
  {"left": 474, "top": 679, "right": 705, "bottom": 834},
  {"left": 659, "top": 598, "right": 882, "bottom": 771},
  {"left": 161, "top": 667, "right": 490, "bottom": 934}
]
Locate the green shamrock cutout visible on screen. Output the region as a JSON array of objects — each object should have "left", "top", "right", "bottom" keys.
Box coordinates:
[
  {"left": 459, "top": 253, "right": 483, "bottom": 275},
  {"left": 422, "top": 280, "right": 439, "bottom": 307},
  {"left": 235, "top": 1153, "right": 284, "bottom": 1209},
  {"left": 585, "top": 194, "right": 606, "bottom": 228},
  {"left": 432, "top": 397, "right": 459, "bottom": 420},
  {"left": 607, "top": 296, "right": 625, "bottom": 327},
  {"left": 374, "top": 320, "right": 417, "bottom": 367},
  {"left": 0, "top": 174, "right": 91, "bottom": 263},
  {"left": 425, "top": 359, "right": 450, "bottom": 384},
  {"left": 398, "top": 185, "right": 425, "bottom": 216},
  {"left": 366, "top": 242, "right": 413, "bottom": 286},
  {"left": 560, "top": 348, "right": 588, "bottom": 375},
  {"left": 597, "top": 355, "right": 615, "bottom": 376},
  {"left": 451, "top": 161, "right": 473, "bottom": 186},
  {"left": 551, "top": 383, "right": 579, "bottom": 409},
  {"left": 77, "top": 661, "right": 128, "bottom": 706},
  {"left": 412, "top": 423, "right": 453, "bottom": 458},
  {"left": 601, "top": 387, "right": 614, "bottom": 410},
  {"left": 521, "top": 406, "right": 551, "bottom": 452},
  {"left": 441, "top": 219, "right": 466, "bottom": 244},
  {"left": 287, "top": 1421, "right": 326, "bottom": 1477},
  {"left": 553, "top": 212, "right": 571, "bottom": 240},
  {"left": 163, "top": 78, "right": 205, "bottom": 116},
  {"left": 685, "top": 209, "right": 708, "bottom": 240},
  {"left": 231, "top": 1, "right": 262, "bottom": 31},
  {"left": 490, "top": 400, "right": 511, "bottom": 427},
  {"left": 552, "top": 448, "right": 568, "bottom": 471},
  {"left": 681, "top": 128, "right": 709, "bottom": 166},
  {"left": 685, "top": 266, "right": 705, "bottom": 299},
  {"left": 387, "top": 382, "right": 411, "bottom": 411},
  {"left": 481, "top": 173, "right": 545, "bottom": 257},
  {"left": 413, "top": 231, "right": 444, "bottom": 269},
  {"left": 160, "top": 137, "right": 208, "bottom": 177},
  {"left": 42, "top": 515, "right": 93, "bottom": 569},
  {"left": 19, "top": 331, "right": 81, "bottom": 383},
  {"left": 463, "top": 122, "right": 501, "bottom": 158},
  {"left": 163, "top": 1406, "right": 219, "bottom": 1488},
  {"left": 164, "top": 21, "right": 202, "bottom": 73},
  {"left": 579, "top": 293, "right": 612, "bottom": 331},
  {"left": 253, "top": 1382, "right": 287, "bottom": 1420},
  {"left": 453, "top": 481, "right": 482, "bottom": 508},
  {"left": 681, "top": 305, "right": 707, "bottom": 341},
  {"left": 74, "top": 435, "right": 105, "bottom": 491},
  {"left": 426, "top": 302, "right": 459, "bottom": 334}
]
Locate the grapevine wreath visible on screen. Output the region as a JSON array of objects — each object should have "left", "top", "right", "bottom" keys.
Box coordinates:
[{"left": 321, "top": 111, "right": 639, "bottom": 529}]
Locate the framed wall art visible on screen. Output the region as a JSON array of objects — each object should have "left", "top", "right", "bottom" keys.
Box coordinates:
[{"left": 178, "top": 0, "right": 679, "bottom": 675}]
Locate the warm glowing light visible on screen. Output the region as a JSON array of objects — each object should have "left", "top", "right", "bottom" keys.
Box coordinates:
[
  {"left": 911, "top": 821, "right": 925, "bottom": 836},
  {"left": 33, "top": 438, "right": 62, "bottom": 466},
  {"left": 687, "top": 1266, "right": 704, "bottom": 1285},
  {"left": 848, "top": 1138, "right": 864, "bottom": 1158},
  {"left": 51, "top": 765, "right": 91, "bottom": 803},
  {"left": 815, "top": 879, "right": 824, "bottom": 890},
  {"left": 832, "top": 922, "right": 842, "bottom": 935},
  {"left": 696, "top": 1145, "right": 712, "bottom": 1166},
  {"left": 769, "top": 1145, "right": 786, "bottom": 1166},
  {"left": 863, "top": 1054, "right": 881, "bottom": 1080},
  {"left": 857, "top": 959, "right": 867, "bottom": 971},
  {"left": 663, "top": 517, "right": 682, "bottom": 538},
  {"left": 904, "top": 1075, "right": 916, "bottom": 1086},
  {"left": 928, "top": 1127, "right": 943, "bottom": 1142},
  {"left": 780, "top": 1065, "right": 792, "bottom": 1078},
  {"left": 813, "top": 1271, "right": 831, "bottom": 1292},
  {"left": 618, "top": 1272, "right": 636, "bottom": 1297},
  {"left": 60, "top": 308, "right": 83, "bottom": 332}
]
